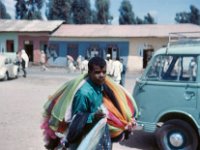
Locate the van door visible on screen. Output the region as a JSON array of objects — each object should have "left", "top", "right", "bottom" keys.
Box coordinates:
[{"left": 135, "top": 55, "right": 198, "bottom": 124}]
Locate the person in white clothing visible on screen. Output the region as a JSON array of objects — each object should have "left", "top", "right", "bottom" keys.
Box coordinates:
[
  {"left": 21, "top": 49, "right": 29, "bottom": 78},
  {"left": 111, "top": 57, "right": 123, "bottom": 84},
  {"left": 40, "top": 50, "right": 48, "bottom": 71},
  {"left": 80, "top": 56, "right": 89, "bottom": 74},
  {"left": 105, "top": 54, "right": 113, "bottom": 77}
]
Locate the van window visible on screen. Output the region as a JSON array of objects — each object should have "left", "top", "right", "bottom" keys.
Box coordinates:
[{"left": 146, "top": 55, "right": 197, "bottom": 82}]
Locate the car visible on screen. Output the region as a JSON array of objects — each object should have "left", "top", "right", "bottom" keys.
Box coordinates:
[
  {"left": 0, "top": 55, "right": 19, "bottom": 81},
  {"left": 133, "top": 32, "right": 200, "bottom": 150}
]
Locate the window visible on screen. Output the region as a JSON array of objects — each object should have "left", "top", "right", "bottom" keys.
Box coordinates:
[
  {"left": 47, "top": 43, "right": 59, "bottom": 59},
  {"left": 67, "top": 43, "right": 78, "bottom": 60},
  {"left": 107, "top": 44, "right": 119, "bottom": 59},
  {"left": 6, "top": 40, "right": 14, "bottom": 52},
  {"left": 146, "top": 55, "right": 197, "bottom": 82},
  {"left": 87, "top": 44, "right": 100, "bottom": 58},
  {"left": 40, "top": 41, "right": 48, "bottom": 53}
]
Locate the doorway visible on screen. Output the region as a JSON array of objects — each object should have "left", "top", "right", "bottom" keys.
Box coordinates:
[
  {"left": 24, "top": 40, "right": 33, "bottom": 62},
  {"left": 107, "top": 44, "right": 119, "bottom": 60},
  {"left": 143, "top": 49, "right": 154, "bottom": 68}
]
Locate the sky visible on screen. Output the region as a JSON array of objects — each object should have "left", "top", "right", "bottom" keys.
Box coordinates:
[
  {"left": 2, "top": 0, "right": 200, "bottom": 24},
  {"left": 109, "top": 0, "right": 200, "bottom": 24}
]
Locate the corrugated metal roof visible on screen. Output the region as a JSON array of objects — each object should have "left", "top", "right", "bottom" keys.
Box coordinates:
[
  {"left": 51, "top": 24, "right": 200, "bottom": 38},
  {"left": 0, "top": 19, "right": 64, "bottom": 32}
]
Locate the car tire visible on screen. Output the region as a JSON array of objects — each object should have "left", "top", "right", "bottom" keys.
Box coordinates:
[{"left": 156, "top": 119, "right": 198, "bottom": 150}]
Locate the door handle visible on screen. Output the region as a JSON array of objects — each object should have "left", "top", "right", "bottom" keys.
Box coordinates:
[{"left": 184, "top": 91, "right": 195, "bottom": 101}]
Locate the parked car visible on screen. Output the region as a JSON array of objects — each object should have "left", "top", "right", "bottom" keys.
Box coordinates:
[
  {"left": 133, "top": 33, "right": 200, "bottom": 150},
  {"left": 0, "top": 55, "right": 19, "bottom": 81}
]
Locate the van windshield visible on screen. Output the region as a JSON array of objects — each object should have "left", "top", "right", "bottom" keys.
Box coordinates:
[{"left": 146, "top": 55, "right": 198, "bottom": 82}]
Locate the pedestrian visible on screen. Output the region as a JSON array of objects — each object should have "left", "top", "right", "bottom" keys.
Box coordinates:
[
  {"left": 80, "top": 56, "right": 89, "bottom": 74},
  {"left": 68, "top": 57, "right": 109, "bottom": 149},
  {"left": 76, "top": 55, "right": 82, "bottom": 71},
  {"left": 67, "top": 56, "right": 76, "bottom": 73},
  {"left": 41, "top": 57, "right": 138, "bottom": 150},
  {"left": 111, "top": 57, "right": 123, "bottom": 84},
  {"left": 40, "top": 50, "right": 48, "bottom": 71},
  {"left": 105, "top": 54, "right": 113, "bottom": 77},
  {"left": 20, "top": 49, "right": 29, "bottom": 78},
  {"left": 15, "top": 51, "right": 21, "bottom": 73},
  {"left": 120, "top": 58, "right": 126, "bottom": 86}
]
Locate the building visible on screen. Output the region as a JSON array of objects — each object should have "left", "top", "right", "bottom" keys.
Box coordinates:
[
  {"left": 0, "top": 19, "right": 63, "bottom": 63},
  {"left": 1, "top": 20, "right": 200, "bottom": 71},
  {"left": 49, "top": 24, "right": 200, "bottom": 71}
]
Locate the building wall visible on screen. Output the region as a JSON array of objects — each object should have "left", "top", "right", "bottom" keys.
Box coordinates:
[
  {"left": 0, "top": 33, "right": 18, "bottom": 53},
  {"left": 49, "top": 37, "right": 169, "bottom": 71},
  {"left": 48, "top": 37, "right": 130, "bottom": 66},
  {"left": 127, "top": 37, "right": 168, "bottom": 72},
  {"left": 18, "top": 34, "right": 49, "bottom": 63}
]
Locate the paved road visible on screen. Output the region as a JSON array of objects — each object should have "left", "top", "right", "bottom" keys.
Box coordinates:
[{"left": 0, "top": 66, "right": 158, "bottom": 150}]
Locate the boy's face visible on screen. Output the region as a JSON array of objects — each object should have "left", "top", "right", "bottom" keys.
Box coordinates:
[{"left": 89, "top": 64, "right": 106, "bottom": 85}]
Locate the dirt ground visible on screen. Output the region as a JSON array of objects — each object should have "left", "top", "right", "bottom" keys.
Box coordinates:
[{"left": 0, "top": 66, "right": 158, "bottom": 150}]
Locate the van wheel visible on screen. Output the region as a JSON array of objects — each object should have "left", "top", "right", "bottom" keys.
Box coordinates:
[{"left": 156, "top": 119, "right": 198, "bottom": 150}]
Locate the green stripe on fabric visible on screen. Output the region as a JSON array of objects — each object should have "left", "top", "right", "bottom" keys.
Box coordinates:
[{"left": 51, "top": 74, "right": 86, "bottom": 121}]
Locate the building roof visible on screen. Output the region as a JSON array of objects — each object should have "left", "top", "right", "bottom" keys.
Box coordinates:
[
  {"left": 51, "top": 24, "right": 200, "bottom": 38},
  {"left": 0, "top": 19, "right": 64, "bottom": 33}
]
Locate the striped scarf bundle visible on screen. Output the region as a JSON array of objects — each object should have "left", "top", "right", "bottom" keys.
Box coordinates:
[{"left": 41, "top": 74, "right": 138, "bottom": 146}]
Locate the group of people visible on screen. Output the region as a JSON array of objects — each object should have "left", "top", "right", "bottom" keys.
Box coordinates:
[
  {"left": 15, "top": 49, "right": 49, "bottom": 78},
  {"left": 66, "top": 55, "right": 89, "bottom": 73},
  {"left": 41, "top": 56, "right": 137, "bottom": 150},
  {"left": 66, "top": 54, "right": 126, "bottom": 86},
  {"left": 105, "top": 54, "right": 126, "bottom": 86}
]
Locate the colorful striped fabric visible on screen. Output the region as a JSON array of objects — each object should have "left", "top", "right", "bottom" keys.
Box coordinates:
[{"left": 41, "top": 74, "right": 138, "bottom": 145}]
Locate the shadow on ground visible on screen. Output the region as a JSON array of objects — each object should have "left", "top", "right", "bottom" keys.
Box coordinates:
[{"left": 119, "top": 130, "right": 159, "bottom": 150}]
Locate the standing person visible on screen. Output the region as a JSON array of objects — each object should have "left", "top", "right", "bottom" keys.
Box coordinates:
[
  {"left": 21, "top": 49, "right": 29, "bottom": 78},
  {"left": 40, "top": 50, "right": 48, "bottom": 71},
  {"left": 112, "top": 57, "right": 123, "bottom": 84},
  {"left": 80, "top": 56, "right": 89, "bottom": 74},
  {"left": 105, "top": 54, "right": 113, "bottom": 77},
  {"left": 69, "top": 57, "right": 109, "bottom": 149},
  {"left": 120, "top": 58, "right": 126, "bottom": 86},
  {"left": 15, "top": 51, "right": 21, "bottom": 73},
  {"left": 67, "top": 55, "right": 76, "bottom": 73},
  {"left": 76, "top": 55, "right": 82, "bottom": 71},
  {"left": 41, "top": 57, "right": 137, "bottom": 150}
]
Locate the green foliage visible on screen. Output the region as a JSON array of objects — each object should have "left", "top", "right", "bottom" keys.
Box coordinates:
[
  {"left": 143, "top": 13, "right": 156, "bottom": 24},
  {"left": 47, "top": 0, "right": 72, "bottom": 23},
  {"left": 71, "top": 0, "right": 92, "bottom": 24},
  {"left": 15, "top": 0, "right": 43, "bottom": 20},
  {"left": 118, "top": 0, "right": 156, "bottom": 24},
  {"left": 119, "top": 0, "right": 135, "bottom": 24},
  {"left": 95, "top": 0, "right": 112, "bottom": 24},
  {"left": 0, "top": 1, "right": 11, "bottom": 19},
  {"left": 175, "top": 5, "right": 200, "bottom": 25},
  {"left": 135, "top": 17, "right": 143, "bottom": 24}
]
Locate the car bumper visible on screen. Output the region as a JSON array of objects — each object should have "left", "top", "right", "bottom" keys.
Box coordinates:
[
  {"left": 136, "top": 121, "right": 157, "bottom": 133},
  {"left": 0, "top": 72, "right": 5, "bottom": 79}
]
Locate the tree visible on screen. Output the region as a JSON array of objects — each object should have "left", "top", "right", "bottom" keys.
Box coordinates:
[
  {"left": 95, "top": 0, "right": 111, "bottom": 24},
  {"left": 15, "top": 0, "right": 43, "bottom": 20},
  {"left": 175, "top": 5, "right": 200, "bottom": 25},
  {"left": 15, "top": 0, "right": 27, "bottom": 19},
  {"left": 143, "top": 13, "right": 156, "bottom": 24},
  {"left": 71, "top": 0, "right": 92, "bottom": 24},
  {"left": 119, "top": 0, "right": 135, "bottom": 24},
  {"left": 47, "top": 0, "right": 72, "bottom": 23},
  {"left": 189, "top": 5, "right": 200, "bottom": 25},
  {"left": 91, "top": 10, "right": 98, "bottom": 24},
  {"left": 135, "top": 16, "right": 143, "bottom": 24},
  {"left": 0, "top": 1, "right": 11, "bottom": 19}
]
